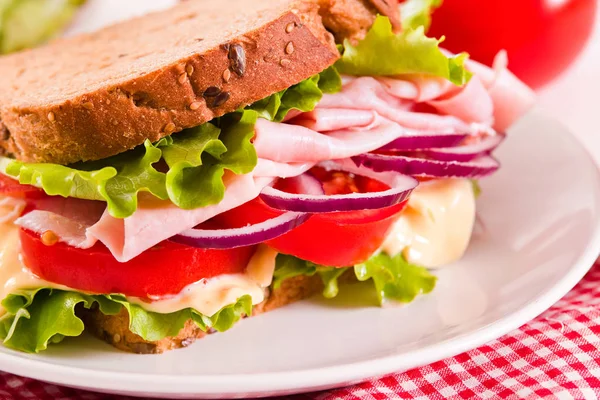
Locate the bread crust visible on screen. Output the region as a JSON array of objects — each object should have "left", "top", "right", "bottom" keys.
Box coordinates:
[
  {"left": 80, "top": 274, "right": 331, "bottom": 354},
  {"left": 0, "top": 0, "right": 338, "bottom": 164}
]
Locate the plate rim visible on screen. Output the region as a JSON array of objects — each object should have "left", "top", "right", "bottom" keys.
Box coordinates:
[{"left": 1, "top": 109, "right": 600, "bottom": 398}]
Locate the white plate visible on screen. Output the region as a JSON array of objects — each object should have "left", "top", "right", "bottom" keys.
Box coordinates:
[{"left": 0, "top": 110, "right": 599, "bottom": 399}]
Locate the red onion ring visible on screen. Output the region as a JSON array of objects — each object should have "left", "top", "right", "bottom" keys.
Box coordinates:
[
  {"left": 420, "top": 133, "right": 506, "bottom": 162},
  {"left": 259, "top": 160, "right": 418, "bottom": 213},
  {"left": 378, "top": 132, "right": 468, "bottom": 151},
  {"left": 173, "top": 212, "right": 309, "bottom": 249},
  {"left": 353, "top": 153, "right": 500, "bottom": 179}
]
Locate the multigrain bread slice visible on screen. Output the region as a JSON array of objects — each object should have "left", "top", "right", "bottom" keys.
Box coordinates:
[
  {"left": 0, "top": 0, "right": 400, "bottom": 166},
  {"left": 0, "top": 0, "right": 339, "bottom": 165},
  {"left": 80, "top": 274, "right": 354, "bottom": 354}
]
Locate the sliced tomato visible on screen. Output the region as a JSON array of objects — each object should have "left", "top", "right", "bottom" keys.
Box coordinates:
[
  {"left": 216, "top": 168, "right": 408, "bottom": 267},
  {"left": 19, "top": 229, "right": 256, "bottom": 298},
  {"left": 0, "top": 174, "right": 45, "bottom": 199}
]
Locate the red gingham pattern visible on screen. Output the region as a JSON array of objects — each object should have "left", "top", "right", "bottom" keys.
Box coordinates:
[{"left": 3, "top": 265, "right": 600, "bottom": 400}]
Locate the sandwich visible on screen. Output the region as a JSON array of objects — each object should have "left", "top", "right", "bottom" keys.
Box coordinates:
[{"left": 0, "top": 0, "right": 535, "bottom": 354}]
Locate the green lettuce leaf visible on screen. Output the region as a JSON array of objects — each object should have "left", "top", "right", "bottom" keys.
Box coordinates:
[
  {"left": 7, "top": 140, "right": 169, "bottom": 218},
  {"left": 400, "top": 0, "right": 443, "bottom": 31},
  {"left": 272, "top": 254, "right": 346, "bottom": 299},
  {"left": 318, "top": 268, "right": 347, "bottom": 299},
  {"left": 335, "top": 15, "right": 471, "bottom": 86},
  {"left": 0, "top": 288, "right": 252, "bottom": 353},
  {"left": 248, "top": 66, "right": 341, "bottom": 122},
  {"left": 471, "top": 179, "right": 482, "bottom": 198},
  {"left": 159, "top": 111, "right": 257, "bottom": 210},
  {"left": 5, "top": 110, "right": 258, "bottom": 218},
  {"left": 354, "top": 253, "right": 437, "bottom": 304},
  {"left": 0, "top": 0, "right": 86, "bottom": 54},
  {"left": 274, "top": 252, "right": 437, "bottom": 305}
]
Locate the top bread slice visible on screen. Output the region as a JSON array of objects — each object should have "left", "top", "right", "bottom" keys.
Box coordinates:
[
  {"left": 0, "top": 0, "right": 399, "bottom": 165},
  {"left": 0, "top": 0, "right": 339, "bottom": 165}
]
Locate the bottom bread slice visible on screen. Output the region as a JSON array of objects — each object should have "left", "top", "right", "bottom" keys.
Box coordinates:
[{"left": 79, "top": 274, "right": 331, "bottom": 354}]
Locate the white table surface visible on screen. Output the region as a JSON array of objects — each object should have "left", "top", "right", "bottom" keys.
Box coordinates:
[{"left": 538, "top": 13, "right": 600, "bottom": 164}]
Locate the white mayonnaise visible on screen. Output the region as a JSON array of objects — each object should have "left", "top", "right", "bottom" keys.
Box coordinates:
[
  {"left": 382, "top": 179, "right": 476, "bottom": 268},
  {"left": 0, "top": 223, "right": 61, "bottom": 315},
  {"left": 126, "top": 244, "right": 278, "bottom": 316}
]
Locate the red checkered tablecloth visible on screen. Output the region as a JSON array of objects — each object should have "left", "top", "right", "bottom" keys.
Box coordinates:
[{"left": 3, "top": 265, "right": 600, "bottom": 400}]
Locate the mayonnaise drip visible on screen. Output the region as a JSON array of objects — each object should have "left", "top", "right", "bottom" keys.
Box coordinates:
[
  {"left": 382, "top": 179, "right": 476, "bottom": 268},
  {"left": 127, "top": 244, "right": 278, "bottom": 316},
  {"left": 0, "top": 221, "right": 61, "bottom": 316}
]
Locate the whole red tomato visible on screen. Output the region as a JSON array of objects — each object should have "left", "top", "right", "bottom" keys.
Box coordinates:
[{"left": 428, "top": 0, "right": 597, "bottom": 88}]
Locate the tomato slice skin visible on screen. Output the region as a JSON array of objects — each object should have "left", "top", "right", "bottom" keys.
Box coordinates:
[
  {"left": 19, "top": 229, "right": 256, "bottom": 298},
  {"left": 0, "top": 174, "right": 45, "bottom": 199},
  {"left": 270, "top": 202, "right": 406, "bottom": 267}
]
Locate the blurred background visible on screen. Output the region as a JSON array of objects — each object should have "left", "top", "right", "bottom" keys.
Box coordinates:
[
  {"left": 536, "top": 9, "right": 600, "bottom": 163},
  {"left": 2, "top": 0, "right": 598, "bottom": 159}
]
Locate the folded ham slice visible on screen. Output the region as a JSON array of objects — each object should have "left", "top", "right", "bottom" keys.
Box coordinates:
[
  {"left": 89, "top": 174, "right": 274, "bottom": 261},
  {"left": 465, "top": 51, "right": 536, "bottom": 132},
  {"left": 15, "top": 198, "right": 106, "bottom": 248},
  {"left": 254, "top": 114, "right": 481, "bottom": 164},
  {"left": 315, "top": 76, "right": 474, "bottom": 133},
  {"left": 290, "top": 108, "right": 376, "bottom": 132},
  {"left": 428, "top": 76, "right": 494, "bottom": 126},
  {"left": 0, "top": 197, "right": 26, "bottom": 224}
]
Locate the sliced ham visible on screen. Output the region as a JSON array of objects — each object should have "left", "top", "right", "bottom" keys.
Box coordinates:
[
  {"left": 253, "top": 159, "right": 315, "bottom": 178},
  {"left": 0, "top": 197, "right": 26, "bottom": 224},
  {"left": 30, "top": 197, "right": 106, "bottom": 226},
  {"left": 341, "top": 74, "right": 493, "bottom": 125},
  {"left": 467, "top": 52, "right": 536, "bottom": 132},
  {"left": 375, "top": 75, "right": 454, "bottom": 102},
  {"left": 318, "top": 76, "right": 414, "bottom": 118},
  {"left": 428, "top": 76, "right": 494, "bottom": 126},
  {"left": 327, "top": 52, "right": 534, "bottom": 132},
  {"left": 316, "top": 77, "right": 477, "bottom": 133},
  {"left": 255, "top": 115, "right": 463, "bottom": 163},
  {"left": 88, "top": 173, "right": 273, "bottom": 261},
  {"left": 291, "top": 109, "right": 376, "bottom": 132},
  {"left": 15, "top": 198, "right": 106, "bottom": 249},
  {"left": 297, "top": 105, "right": 471, "bottom": 134},
  {"left": 16, "top": 210, "right": 98, "bottom": 248}
]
